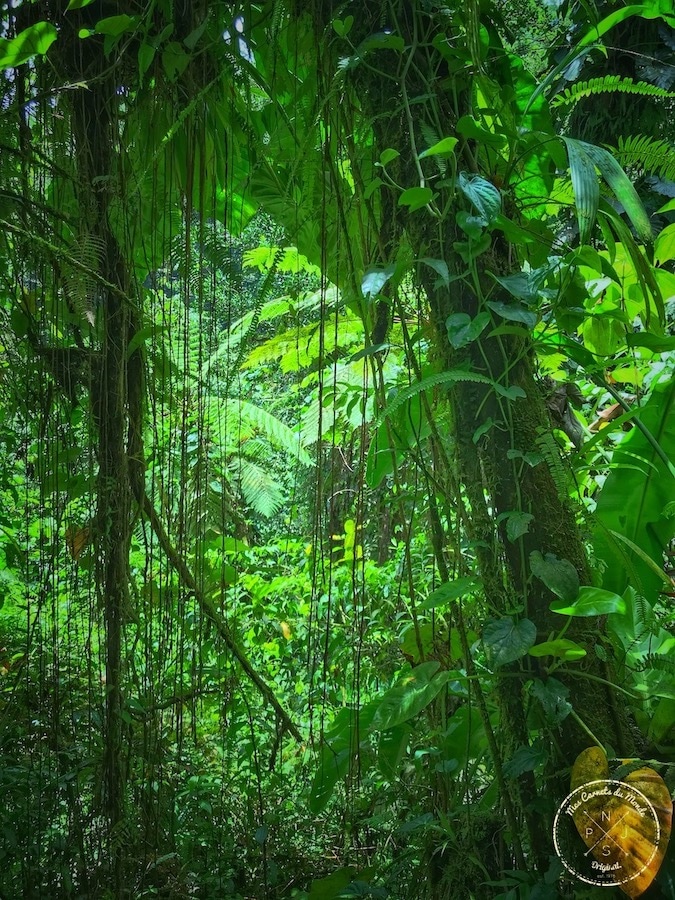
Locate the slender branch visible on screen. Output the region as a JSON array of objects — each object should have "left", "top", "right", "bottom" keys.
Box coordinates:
[{"left": 135, "top": 488, "right": 303, "bottom": 742}]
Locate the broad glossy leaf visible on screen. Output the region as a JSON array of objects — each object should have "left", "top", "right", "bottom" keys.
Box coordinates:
[
  {"left": 361, "top": 264, "right": 395, "bottom": 299},
  {"left": 419, "top": 576, "right": 482, "bottom": 611},
  {"left": 504, "top": 511, "right": 534, "bottom": 542},
  {"left": 503, "top": 741, "right": 548, "bottom": 778},
  {"left": 378, "top": 725, "right": 411, "bottom": 779},
  {"left": 655, "top": 223, "right": 675, "bottom": 265},
  {"left": 530, "top": 677, "right": 572, "bottom": 723},
  {"left": 0, "top": 22, "right": 57, "bottom": 67},
  {"left": 419, "top": 137, "right": 458, "bottom": 159},
  {"left": 399, "top": 187, "right": 434, "bottom": 211},
  {"left": 528, "top": 639, "right": 587, "bottom": 660},
  {"left": 420, "top": 257, "right": 450, "bottom": 287},
  {"left": 456, "top": 116, "right": 506, "bottom": 149},
  {"left": 94, "top": 14, "right": 137, "bottom": 35},
  {"left": 487, "top": 300, "right": 537, "bottom": 329},
  {"left": 550, "top": 586, "right": 626, "bottom": 617},
  {"left": 594, "top": 377, "right": 675, "bottom": 598},
  {"left": 372, "top": 662, "right": 449, "bottom": 731},
  {"left": 483, "top": 617, "right": 536, "bottom": 667},
  {"left": 379, "top": 148, "right": 400, "bottom": 166},
  {"left": 445, "top": 312, "right": 490, "bottom": 349},
  {"left": 308, "top": 867, "right": 357, "bottom": 900},
  {"left": 570, "top": 747, "right": 672, "bottom": 898},
  {"left": 458, "top": 173, "right": 501, "bottom": 225}
]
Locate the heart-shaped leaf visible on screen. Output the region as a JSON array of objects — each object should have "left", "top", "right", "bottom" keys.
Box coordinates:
[
  {"left": 530, "top": 551, "right": 580, "bottom": 602},
  {"left": 550, "top": 586, "right": 626, "bottom": 617},
  {"left": 446, "top": 312, "right": 490, "bottom": 349},
  {"left": 483, "top": 617, "right": 536, "bottom": 667}
]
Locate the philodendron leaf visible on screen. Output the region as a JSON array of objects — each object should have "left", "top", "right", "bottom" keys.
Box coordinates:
[
  {"left": 530, "top": 551, "right": 580, "bottom": 602},
  {"left": 361, "top": 264, "right": 395, "bottom": 299},
  {"left": 530, "top": 677, "right": 572, "bottom": 724},
  {"left": 503, "top": 511, "right": 534, "bottom": 542},
  {"left": 445, "top": 312, "right": 490, "bottom": 349},
  {"left": 372, "top": 661, "right": 449, "bottom": 731},
  {"left": 419, "top": 137, "right": 458, "bottom": 159},
  {"left": 487, "top": 300, "right": 537, "bottom": 330},
  {"left": 419, "top": 575, "right": 482, "bottom": 611},
  {"left": 458, "top": 172, "right": 501, "bottom": 225},
  {"left": 483, "top": 617, "right": 536, "bottom": 667},
  {"left": 503, "top": 740, "right": 548, "bottom": 778},
  {"left": 550, "top": 586, "right": 626, "bottom": 617},
  {"left": 529, "top": 639, "right": 587, "bottom": 660},
  {"left": 0, "top": 21, "right": 57, "bottom": 67},
  {"left": 399, "top": 186, "right": 434, "bottom": 211}
]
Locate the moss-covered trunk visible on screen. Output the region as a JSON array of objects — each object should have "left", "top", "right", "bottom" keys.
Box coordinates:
[
  {"left": 298, "top": 0, "right": 636, "bottom": 873},
  {"left": 65, "top": 45, "right": 145, "bottom": 896}
]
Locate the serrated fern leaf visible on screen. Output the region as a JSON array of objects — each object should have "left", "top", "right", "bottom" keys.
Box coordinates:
[
  {"left": 614, "top": 134, "right": 675, "bottom": 183},
  {"left": 552, "top": 76, "right": 675, "bottom": 109},
  {"left": 234, "top": 458, "right": 284, "bottom": 518},
  {"left": 373, "top": 370, "right": 516, "bottom": 431},
  {"left": 535, "top": 428, "right": 569, "bottom": 501},
  {"left": 236, "top": 399, "right": 313, "bottom": 467}
]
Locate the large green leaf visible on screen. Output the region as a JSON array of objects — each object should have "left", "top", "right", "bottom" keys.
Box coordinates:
[
  {"left": 0, "top": 21, "right": 57, "bottom": 67},
  {"left": 371, "top": 662, "right": 449, "bottom": 731},
  {"left": 562, "top": 138, "right": 599, "bottom": 246},
  {"left": 530, "top": 551, "right": 580, "bottom": 602},
  {"left": 483, "top": 618, "right": 536, "bottom": 667},
  {"left": 458, "top": 172, "right": 501, "bottom": 225},
  {"left": 550, "top": 586, "right": 626, "bottom": 617},
  {"left": 563, "top": 138, "right": 653, "bottom": 245},
  {"left": 308, "top": 702, "right": 379, "bottom": 814},
  {"left": 594, "top": 377, "right": 675, "bottom": 597}
]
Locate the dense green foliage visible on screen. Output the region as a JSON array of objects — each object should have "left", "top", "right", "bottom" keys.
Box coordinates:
[{"left": 0, "top": 0, "right": 674, "bottom": 898}]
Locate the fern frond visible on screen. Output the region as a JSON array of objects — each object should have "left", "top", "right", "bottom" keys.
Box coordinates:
[
  {"left": 236, "top": 399, "right": 313, "bottom": 467},
  {"left": 640, "top": 653, "right": 675, "bottom": 675},
  {"left": 61, "top": 231, "right": 106, "bottom": 324},
  {"left": 234, "top": 458, "right": 284, "bottom": 518},
  {"left": 535, "top": 428, "right": 570, "bottom": 501},
  {"left": 373, "top": 370, "right": 518, "bottom": 431},
  {"left": 614, "top": 134, "right": 675, "bottom": 182},
  {"left": 552, "top": 76, "right": 675, "bottom": 109}
]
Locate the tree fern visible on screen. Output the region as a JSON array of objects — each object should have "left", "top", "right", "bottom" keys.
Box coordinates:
[
  {"left": 613, "top": 134, "right": 675, "bottom": 183},
  {"left": 232, "top": 457, "right": 284, "bottom": 518},
  {"left": 236, "top": 399, "right": 313, "bottom": 467},
  {"left": 552, "top": 76, "right": 675, "bottom": 109},
  {"left": 205, "top": 395, "right": 313, "bottom": 467}
]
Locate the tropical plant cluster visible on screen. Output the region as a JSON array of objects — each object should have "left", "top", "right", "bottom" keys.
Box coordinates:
[{"left": 0, "top": 0, "right": 674, "bottom": 898}]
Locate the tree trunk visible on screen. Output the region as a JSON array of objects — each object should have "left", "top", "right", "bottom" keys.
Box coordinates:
[{"left": 297, "top": 0, "right": 636, "bottom": 872}]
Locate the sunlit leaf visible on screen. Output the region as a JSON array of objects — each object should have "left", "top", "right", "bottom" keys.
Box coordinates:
[
  {"left": 550, "top": 586, "right": 626, "bottom": 616},
  {"left": 0, "top": 21, "right": 57, "bottom": 67},
  {"left": 398, "top": 187, "right": 434, "bottom": 211},
  {"left": 528, "top": 639, "right": 587, "bottom": 660},
  {"left": 419, "top": 137, "right": 458, "bottom": 159}
]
